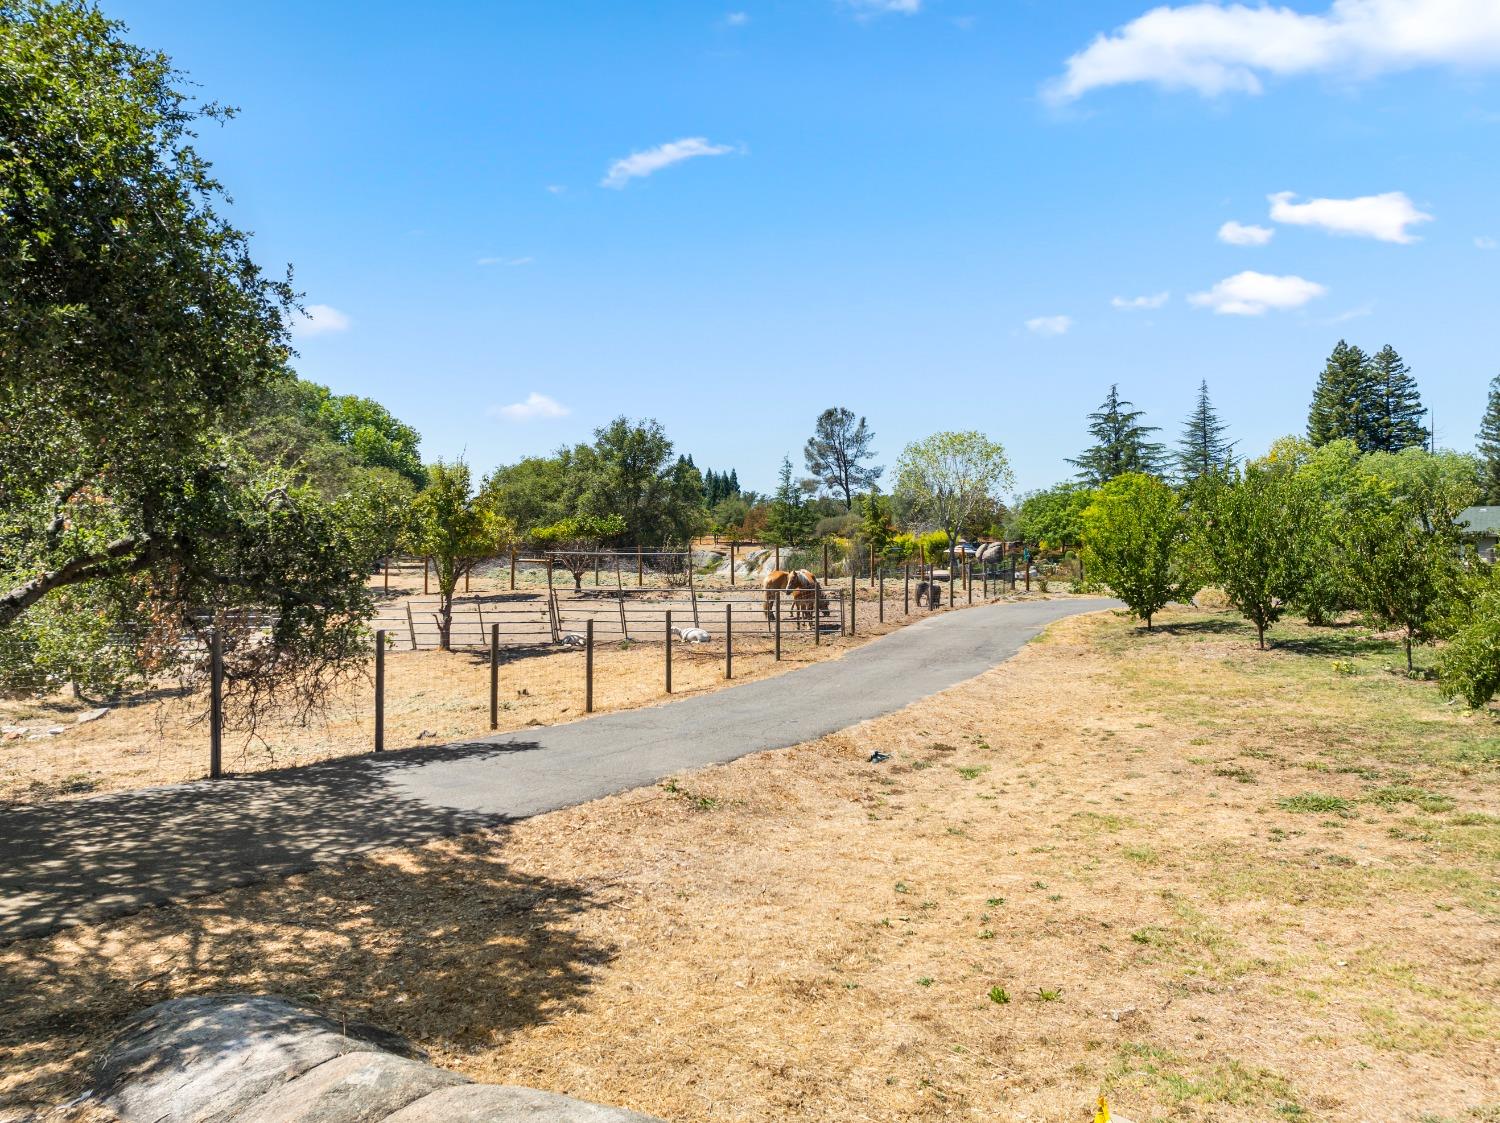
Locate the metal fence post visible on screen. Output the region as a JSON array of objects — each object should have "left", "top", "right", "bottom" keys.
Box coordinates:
[
  {"left": 774, "top": 591, "right": 782, "bottom": 661},
  {"left": 209, "top": 628, "right": 223, "bottom": 779},
  {"left": 879, "top": 572, "right": 885, "bottom": 623},
  {"left": 374, "top": 629, "right": 385, "bottom": 752},
  {"left": 665, "top": 609, "right": 673, "bottom": 694},
  {"left": 725, "top": 603, "right": 732, "bottom": 679},
  {"left": 967, "top": 562, "right": 973, "bottom": 604},
  {"left": 904, "top": 562, "right": 910, "bottom": 614},
  {"left": 849, "top": 560, "right": 856, "bottom": 636},
  {"left": 489, "top": 622, "right": 500, "bottom": 729},
  {"left": 585, "top": 618, "right": 594, "bottom": 713}
]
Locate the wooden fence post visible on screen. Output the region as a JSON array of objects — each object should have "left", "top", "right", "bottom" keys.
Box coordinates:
[
  {"left": 1025, "top": 552, "right": 1031, "bottom": 592},
  {"left": 967, "top": 562, "right": 973, "bottom": 604},
  {"left": 404, "top": 600, "right": 416, "bottom": 650},
  {"left": 489, "top": 622, "right": 500, "bottom": 729},
  {"left": 904, "top": 562, "right": 910, "bottom": 615},
  {"left": 423, "top": 557, "right": 429, "bottom": 595},
  {"left": 879, "top": 572, "right": 885, "bottom": 623},
  {"left": 849, "top": 557, "right": 856, "bottom": 636},
  {"left": 688, "top": 558, "right": 700, "bottom": 628},
  {"left": 209, "top": 628, "right": 223, "bottom": 779},
  {"left": 374, "top": 629, "right": 385, "bottom": 752},
  {"left": 774, "top": 591, "right": 782, "bottom": 661},
  {"left": 822, "top": 540, "right": 829, "bottom": 581},
  {"left": 774, "top": 544, "right": 780, "bottom": 573},
  {"left": 510, "top": 548, "right": 517, "bottom": 591},
  {"left": 730, "top": 541, "right": 736, "bottom": 586},
  {"left": 636, "top": 545, "right": 643, "bottom": 587},
  {"left": 585, "top": 619, "right": 594, "bottom": 713},
  {"left": 725, "top": 604, "right": 732, "bottom": 680},
  {"left": 665, "top": 609, "right": 673, "bottom": 694}
]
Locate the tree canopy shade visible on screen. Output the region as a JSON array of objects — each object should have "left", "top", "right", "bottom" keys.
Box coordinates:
[
  {"left": 1176, "top": 380, "right": 1235, "bottom": 482},
  {"left": 893, "top": 432, "right": 1014, "bottom": 556},
  {"left": 0, "top": 1, "right": 385, "bottom": 711},
  {"left": 1069, "top": 386, "right": 1168, "bottom": 486},
  {"left": 1080, "top": 473, "right": 1191, "bottom": 629},
  {"left": 1475, "top": 374, "right": 1500, "bottom": 504},
  {"left": 804, "top": 407, "right": 882, "bottom": 509}
]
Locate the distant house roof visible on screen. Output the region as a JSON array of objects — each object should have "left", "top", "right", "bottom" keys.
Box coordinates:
[{"left": 1458, "top": 506, "right": 1500, "bottom": 536}]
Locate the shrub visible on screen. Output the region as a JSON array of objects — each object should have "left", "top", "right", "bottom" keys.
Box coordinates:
[{"left": 1439, "top": 584, "right": 1500, "bottom": 708}]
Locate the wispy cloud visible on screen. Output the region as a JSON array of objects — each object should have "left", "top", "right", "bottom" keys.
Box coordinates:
[
  {"left": 296, "top": 304, "right": 351, "bottom": 336},
  {"left": 546, "top": 184, "right": 567, "bottom": 195},
  {"left": 1111, "top": 292, "right": 1169, "bottom": 310},
  {"left": 1325, "top": 302, "right": 1376, "bottom": 324},
  {"left": 1026, "top": 314, "right": 1073, "bottom": 336},
  {"left": 1269, "top": 190, "right": 1432, "bottom": 243},
  {"left": 601, "top": 137, "right": 736, "bottom": 189},
  {"left": 1218, "top": 220, "right": 1274, "bottom": 246},
  {"left": 842, "top": 0, "right": 922, "bottom": 13},
  {"left": 1047, "top": 0, "right": 1500, "bottom": 103},
  {"left": 492, "top": 393, "right": 571, "bottom": 422},
  {"left": 1189, "top": 271, "right": 1326, "bottom": 316},
  {"left": 1477, "top": 235, "right": 1498, "bottom": 250},
  {"left": 725, "top": 10, "right": 749, "bottom": 25},
  {"left": 477, "top": 256, "right": 534, "bottom": 266}
]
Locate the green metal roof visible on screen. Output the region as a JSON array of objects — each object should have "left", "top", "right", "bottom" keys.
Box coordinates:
[{"left": 1458, "top": 506, "right": 1500, "bottom": 536}]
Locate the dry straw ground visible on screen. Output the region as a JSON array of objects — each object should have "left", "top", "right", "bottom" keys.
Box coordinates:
[{"left": 2, "top": 606, "right": 1496, "bottom": 1122}]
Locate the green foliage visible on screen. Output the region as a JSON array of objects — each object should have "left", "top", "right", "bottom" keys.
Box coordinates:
[
  {"left": 1308, "top": 340, "right": 1378, "bottom": 450},
  {"left": 1069, "top": 385, "right": 1167, "bottom": 485},
  {"left": 765, "top": 457, "right": 818, "bottom": 547},
  {"left": 894, "top": 431, "right": 1014, "bottom": 552},
  {"left": 529, "top": 513, "right": 628, "bottom": 590},
  {"left": 1176, "top": 380, "right": 1235, "bottom": 481},
  {"left": 804, "top": 407, "right": 882, "bottom": 509},
  {"left": 858, "top": 493, "right": 897, "bottom": 560},
  {"left": 1012, "top": 482, "right": 1093, "bottom": 547},
  {"left": 1082, "top": 473, "right": 1192, "bottom": 628},
  {"left": 1368, "top": 345, "right": 1427, "bottom": 453},
  {"left": 0, "top": 2, "right": 378, "bottom": 712},
  {"left": 1476, "top": 373, "right": 1500, "bottom": 505},
  {"left": 1438, "top": 575, "right": 1500, "bottom": 708},
  {"left": 407, "top": 461, "right": 514, "bottom": 648},
  {"left": 1191, "top": 463, "right": 1319, "bottom": 647}
]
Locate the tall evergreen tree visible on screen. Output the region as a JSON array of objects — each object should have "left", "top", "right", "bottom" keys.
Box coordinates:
[
  {"left": 1369, "top": 344, "right": 1427, "bottom": 452},
  {"left": 1308, "top": 340, "right": 1380, "bottom": 450},
  {"left": 1477, "top": 374, "right": 1500, "bottom": 504},
  {"left": 1176, "top": 380, "right": 1235, "bottom": 481},
  {"left": 1069, "top": 385, "right": 1168, "bottom": 486}
]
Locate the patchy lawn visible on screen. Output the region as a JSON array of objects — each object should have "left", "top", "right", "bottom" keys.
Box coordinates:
[{"left": 1, "top": 605, "right": 1495, "bottom": 1121}]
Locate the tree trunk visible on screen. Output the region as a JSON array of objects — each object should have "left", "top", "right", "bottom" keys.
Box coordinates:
[
  {"left": 1406, "top": 629, "right": 1414, "bottom": 673},
  {"left": 438, "top": 592, "right": 453, "bottom": 652},
  {"left": 1257, "top": 622, "right": 1266, "bottom": 650}
]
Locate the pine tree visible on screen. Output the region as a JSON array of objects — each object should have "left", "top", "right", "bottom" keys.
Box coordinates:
[
  {"left": 1308, "top": 340, "right": 1380, "bottom": 450},
  {"left": 1176, "top": 380, "right": 1235, "bottom": 481},
  {"left": 1369, "top": 344, "right": 1426, "bottom": 452},
  {"left": 1068, "top": 385, "right": 1168, "bottom": 486},
  {"left": 1477, "top": 374, "right": 1500, "bottom": 504},
  {"left": 727, "top": 468, "right": 740, "bottom": 495}
]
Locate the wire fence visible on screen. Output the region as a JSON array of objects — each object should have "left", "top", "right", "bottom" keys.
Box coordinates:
[{"left": 2, "top": 547, "right": 1076, "bottom": 804}]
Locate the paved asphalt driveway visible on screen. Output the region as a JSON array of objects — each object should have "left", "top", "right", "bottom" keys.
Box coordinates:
[{"left": 0, "top": 597, "right": 1116, "bottom": 942}]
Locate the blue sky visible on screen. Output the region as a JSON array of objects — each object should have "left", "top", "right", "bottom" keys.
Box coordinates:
[{"left": 111, "top": 0, "right": 1500, "bottom": 496}]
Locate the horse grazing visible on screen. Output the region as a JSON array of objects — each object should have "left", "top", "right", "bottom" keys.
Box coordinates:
[{"left": 763, "top": 568, "right": 828, "bottom": 629}]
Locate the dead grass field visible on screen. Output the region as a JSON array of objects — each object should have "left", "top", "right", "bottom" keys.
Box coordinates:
[
  {"left": 2, "top": 605, "right": 1496, "bottom": 1122},
  {"left": 1, "top": 576, "right": 1054, "bottom": 804}
]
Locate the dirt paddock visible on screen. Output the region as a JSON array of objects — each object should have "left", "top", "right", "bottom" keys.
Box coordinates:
[{"left": 1, "top": 606, "right": 1495, "bottom": 1121}]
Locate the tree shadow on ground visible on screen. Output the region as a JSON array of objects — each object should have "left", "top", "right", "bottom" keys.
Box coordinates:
[
  {"left": 1272, "top": 631, "right": 1396, "bottom": 658},
  {"left": 1154, "top": 617, "right": 1249, "bottom": 637},
  {"left": 0, "top": 814, "right": 615, "bottom": 1114}
]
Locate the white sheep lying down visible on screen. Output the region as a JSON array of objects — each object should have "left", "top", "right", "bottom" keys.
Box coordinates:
[{"left": 672, "top": 626, "right": 711, "bottom": 644}]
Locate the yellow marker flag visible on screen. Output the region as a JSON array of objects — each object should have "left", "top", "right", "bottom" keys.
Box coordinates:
[{"left": 1093, "top": 1095, "right": 1111, "bottom": 1123}]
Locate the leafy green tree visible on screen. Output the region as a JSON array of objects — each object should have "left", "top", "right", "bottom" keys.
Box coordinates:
[
  {"left": 1437, "top": 570, "right": 1500, "bottom": 707},
  {"left": 765, "top": 457, "right": 818, "bottom": 548},
  {"left": 858, "top": 492, "right": 896, "bottom": 562},
  {"left": 804, "top": 407, "right": 882, "bottom": 509},
  {"left": 1308, "top": 340, "right": 1379, "bottom": 450},
  {"left": 1474, "top": 374, "right": 1500, "bottom": 504},
  {"left": 1011, "top": 483, "right": 1093, "bottom": 548},
  {"left": 480, "top": 456, "right": 569, "bottom": 533},
  {"left": 407, "top": 461, "right": 513, "bottom": 649},
  {"left": 1339, "top": 471, "right": 1462, "bottom": 672},
  {"left": 1081, "top": 474, "right": 1191, "bottom": 629},
  {"left": 530, "top": 513, "right": 629, "bottom": 592},
  {"left": 1285, "top": 439, "right": 1362, "bottom": 625},
  {"left": 1176, "top": 380, "right": 1235, "bottom": 481},
  {"left": 894, "top": 432, "right": 1015, "bottom": 569},
  {"left": 1368, "top": 345, "right": 1426, "bottom": 453},
  {"left": 562, "top": 417, "right": 706, "bottom": 546},
  {"left": 1069, "top": 386, "right": 1167, "bottom": 485},
  {"left": 1192, "top": 463, "right": 1318, "bottom": 648},
  {"left": 1, "top": 2, "right": 376, "bottom": 714}
]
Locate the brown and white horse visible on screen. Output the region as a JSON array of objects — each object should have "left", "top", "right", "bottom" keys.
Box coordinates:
[{"left": 763, "top": 568, "right": 828, "bottom": 628}]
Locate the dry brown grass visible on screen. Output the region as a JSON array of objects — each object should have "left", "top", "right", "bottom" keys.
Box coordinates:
[{"left": 2, "top": 606, "right": 1495, "bottom": 1121}]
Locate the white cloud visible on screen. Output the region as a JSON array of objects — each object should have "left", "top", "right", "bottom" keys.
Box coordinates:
[
  {"left": 725, "top": 10, "right": 749, "bottom": 25},
  {"left": 1269, "top": 190, "right": 1432, "bottom": 243},
  {"left": 1218, "top": 220, "right": 1275, "bottom": 246},
  {"left": 1477, "top": 235, "right": 1498, "bottom": 250},
  {"left": 1188, "top": 271, "right": 1326, "bottom": 315},
  {"left": 477, "top": 256, "right": 534, "bottom": 266},
  {"left": 842, "top": 0, "right": 922, "bottom": 12},
  {"left": 1026, "top": 314, "right": 1073, "bottom": 336},
  {"left": 296, "top": 304, "right": 351, "bottom": 336},
  {"left": 1111, "top": 292, "right": 1170, "bottom": 309},
  {"left": 546, "top": 184, "right": 566, "bottom": 195},
  {"left": 601, "top": 137, "right": 736, "bottom": 189},
  {"left": 492, "top": 393, "right": 571, "bottom": 422},
  {"left": 1047, "top": 0, "right": 1500, "bottom": 103},
  {"left": 1325, "top": 301, "right": 1375, "bottom": 323}
]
